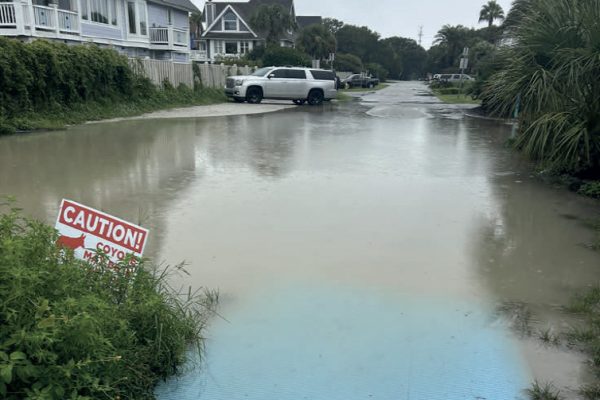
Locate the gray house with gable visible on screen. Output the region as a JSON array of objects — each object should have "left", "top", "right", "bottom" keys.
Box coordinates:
[{"left": 0, "top": 0, "right": 198, "bottom": 61}]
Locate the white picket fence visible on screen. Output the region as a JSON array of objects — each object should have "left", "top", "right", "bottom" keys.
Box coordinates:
[
  {"left": 194, "top": 63, "right": 255, "bottom": 89},
  {"left": 128, "top": 59, "right": 256, "bottom": 90},
  {"left": 128, "top": 59, "right": 194, "bottom": 88}
]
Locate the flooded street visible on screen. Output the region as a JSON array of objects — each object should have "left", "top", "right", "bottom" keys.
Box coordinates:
[{"left": 1, "top": 82, "right": 599, "bottom": 399}]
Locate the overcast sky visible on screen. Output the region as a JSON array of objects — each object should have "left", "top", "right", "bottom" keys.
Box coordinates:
[{"left": 199, "top": 0, "right": 514, "bottom": 49}]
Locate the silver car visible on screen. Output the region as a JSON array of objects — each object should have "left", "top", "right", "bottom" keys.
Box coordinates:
[{"left": 225, "top": 67, "right": 338, "bottom": 106}]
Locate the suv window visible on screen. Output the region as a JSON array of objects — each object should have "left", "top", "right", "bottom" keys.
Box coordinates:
[
  {"left": 286, "top": 69, "right": 307, "bottom": 79},
  {"left": 453, "top": 75, "right": 461, "bottom": 79},
  {"left": 310, "top": 70, "right": 335, "bottom": 80},
  {"left": 270, "top": 69, "right": 287, "bottom": 78}
]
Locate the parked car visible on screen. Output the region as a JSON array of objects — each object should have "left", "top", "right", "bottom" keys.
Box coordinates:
[
  {"left": 342, "top": 74, "right": 380, "bottom": 89},
  {"left": 224, "top": 67, "right": 338, "bottom": 105},
  {"left": 434, "top": 74, "right": 473, "bottom": 82}
]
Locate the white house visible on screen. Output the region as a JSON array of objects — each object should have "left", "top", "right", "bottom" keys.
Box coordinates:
[
  {"left": 0, "top": 0, "right": 198, "bottom": 61},
  {"left": 193, "top": 0, "right": 322, "bottom": 63}
]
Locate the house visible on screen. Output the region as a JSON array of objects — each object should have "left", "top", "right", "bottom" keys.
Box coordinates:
[
  {"left": 0, "top": 0, "right": 198, "bottom": 61},
  {"left": 193, "top": 0, "right": 320, "bottom": 63}
]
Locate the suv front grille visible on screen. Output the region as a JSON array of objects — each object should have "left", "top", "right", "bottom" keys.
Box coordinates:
[{"left": 226, "top": 78, "right": 235, "bottom": 89}]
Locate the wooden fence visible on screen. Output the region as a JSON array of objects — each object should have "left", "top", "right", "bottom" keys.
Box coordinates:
[
  {"left": 128, "top": 59, "right": 256, "bottom": 89},
  {"left": 128, "top": 59, "right": 194, "bottom": 88}
]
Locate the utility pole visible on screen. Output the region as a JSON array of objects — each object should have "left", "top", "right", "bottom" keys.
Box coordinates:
[{"left": 418, "top": 26, "right": 423, "bottom": 47}]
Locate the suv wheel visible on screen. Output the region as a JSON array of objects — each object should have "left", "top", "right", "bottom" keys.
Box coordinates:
[
  {"left": 293, "top": 99, "right": 306, "bottom": 105},
  {"left": 246, "top": 87, "right": 263, "bottom": 104},
  {"left": 307, "top": 90, "right": 324, "bottom": 106},
  {"left": 367, "top": 82, "right": 374, "bottom": 89}
]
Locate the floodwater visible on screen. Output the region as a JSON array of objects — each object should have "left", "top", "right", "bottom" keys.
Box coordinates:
[{"left": 1, "top": 82, "right": 599, "bottom": 399}]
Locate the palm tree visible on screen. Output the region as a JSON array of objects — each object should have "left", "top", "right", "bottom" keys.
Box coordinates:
[
  {"left": 296, "top": 24, "right": 336, "bottom": 60},
  {"left": 189, "top": 11, "right": 203, "bottom": 42},
  {"left": 433, "top": 25, "right": 472, "bottom": 68},
  {"left": 479, "top": 0, "right": 505, "bottom": 27},
  {"left": 482, "top": 0, "right": 600, "bottom": 173},
  {"left": 250, "top": 4, "right": 297, "bottom": 46}
]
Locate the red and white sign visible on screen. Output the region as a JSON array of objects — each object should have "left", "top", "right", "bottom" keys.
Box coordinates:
[{"left": 55, "top": 199, "right": 149, "bottom": 264}]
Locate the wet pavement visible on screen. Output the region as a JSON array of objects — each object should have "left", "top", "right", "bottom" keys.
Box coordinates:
[{"left": 1, "top": 82, "right": 599, "bottom": 399}]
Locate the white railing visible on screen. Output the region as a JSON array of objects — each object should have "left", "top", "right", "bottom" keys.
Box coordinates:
[
  {"left": 0, "top": 3, "right": 16, "bottom": 26},
  {"left": 190, "top": 50, "right": 208, "bottom": 61},
  {"left": 150, "top": 26, "right": 189, "bottom": 48},
  {"left": 173, "top": 27, "right": 187, "bottom": 46},
  {"left": 150, "top": 27, "right": 168, "bottom": 44},
  {"left": 33, "top": 5, "right": 55, "bottom": 29},
  {"left": 58, "top": 9, "right": 77, "bottom": 33}
]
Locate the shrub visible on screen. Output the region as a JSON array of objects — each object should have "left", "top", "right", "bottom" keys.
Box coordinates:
[
  {"left": 0, "top": 204, "right": 217, "bottom": 399},
  {"left": 365, "top": 62, "right": 388, "bottom": 82},
  {"left": 578, "top": 182, "right": 600, "bottom": 199},
  {"left": 0, "top": 38, "right": 144, "bottom": 119},
  {"left": 261, "top": 46, "right": 311, "bottom": 67},
  {"left": 334, "top": 53, "right": 363, "bottom": 73}
]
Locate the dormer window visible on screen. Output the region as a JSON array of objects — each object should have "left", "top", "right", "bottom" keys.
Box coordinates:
[{"left": 223, "top": 11, "right": 237, "bottom": 31}]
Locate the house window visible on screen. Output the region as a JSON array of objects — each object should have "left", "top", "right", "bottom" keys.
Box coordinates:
[
  {"left": 214, "top": 41, "right": 224, "bottom": 54},
  {"left": 127, "top": 1, "right": 136, "bottom": 33},
  {"left": 139, "top": 3, "right": 147, "bottom": 35},
  {"left": 167, "top": 9, "right": 172, "bottom": 25},
  {"left": 111, "top": 0, "right": 117, "bottom": 25},
  {"left": 90, "top": 0, "right": 108, "bottom": 24},
  {"left": 80, "top": 0, "right": 118, "bottom": 25},
  {"left": 81, "top": 0, "right": 88, "bottom": 19},
  {"left": 240, "top": 41, "right": 249, "bottom": 54},
  {"left": 223, "top": 11, "right": 237, "bottom": 31},
  {"left": 225, "top": 42, "right": 237, "bottom": 55}
]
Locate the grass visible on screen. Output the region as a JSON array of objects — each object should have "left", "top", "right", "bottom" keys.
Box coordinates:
[
  {"left": 526, "top": 382, "right": 562, "bottom": 400},
  {"left": 341, "top": 83, "right": 390, "bottom": 93},
  {"left": 432, "top": 90, "right": 482, "bottom": 105},
  {"left": 335, "top": 92, "right": 353, "bottom": 102},
  {"left": 0, "top": 202, "right": 217, "bottom": 399},
  {"left": 1, "top": 86, "right": 226, "bottom": 133}
]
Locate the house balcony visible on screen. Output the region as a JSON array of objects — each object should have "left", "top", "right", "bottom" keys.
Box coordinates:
[
  {"left": 149, "top": 26, "right": 189, "bottom": 52},
  {"left": 0, "top": 1, "right": 80, "bottom": 38}
]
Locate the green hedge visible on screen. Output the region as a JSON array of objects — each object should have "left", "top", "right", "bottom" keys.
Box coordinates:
[
  {"left": 0, "top": 38, "right": 226, "bottom": 134},
  {"left": 0, "top": 38, "right": 143, "bottom": 117},
  {"left": 0, "top": 204, "right": 217, "bottom": 399}
]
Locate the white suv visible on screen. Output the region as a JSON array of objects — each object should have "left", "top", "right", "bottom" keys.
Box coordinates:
[{"left": 225, "top": 67, "right": 338, "bottom": 106}]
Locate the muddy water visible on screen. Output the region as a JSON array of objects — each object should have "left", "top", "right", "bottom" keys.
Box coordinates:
[{"left": 1, "top": 82, "right": 599, "bottom": 399}]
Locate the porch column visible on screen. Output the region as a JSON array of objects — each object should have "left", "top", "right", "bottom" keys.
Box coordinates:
[
  {"left": 26, "top": 0, "right": 35, "bottom": 34},
  {"left": 167, "top": 25, "right": 173, "bottom": 49},
  {"left": 50, "top": 2, "right": 59, "bottom": 34},
  {"left": 14, "top": 0, "right": 25, "bottom": 35}
]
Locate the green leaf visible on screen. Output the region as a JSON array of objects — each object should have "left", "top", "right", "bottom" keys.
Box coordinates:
[
  {"left": 0, "top": 364, "right": 13, "bottom": 384},
  {"left": 0, "top": 381, "right": 6, "bottom": 397},
  {"left": 0, "top": 352, "right": 7, "bottom": 362},
  {"left": 9, "top": 351, "right": 26, "bottom": 361}
]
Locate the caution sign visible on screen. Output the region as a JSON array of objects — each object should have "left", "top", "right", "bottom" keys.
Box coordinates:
[{"left": 55, "top": 199, "right": 149, "bottom": 264}]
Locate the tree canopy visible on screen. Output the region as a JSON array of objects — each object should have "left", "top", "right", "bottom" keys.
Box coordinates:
[
  {"left": 479, "top": 0, "right": 505, "bottom": 27},
  {"left": 297, "top": 24, "right": 336, "bottom": 60},
  {"left": 250, "top": 4, "right": 296, "bottom": 45}
]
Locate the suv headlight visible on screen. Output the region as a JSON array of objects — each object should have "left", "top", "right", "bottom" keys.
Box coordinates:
[{"left": 235, "top": 79, "right": 244, "bottom": 86}]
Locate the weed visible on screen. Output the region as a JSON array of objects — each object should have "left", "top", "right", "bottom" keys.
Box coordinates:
[
  {"left": 0, "top": 203, "right": 217, "bottom": 399},
  {"left": 526, "top": 381, "right": 562, "bottom": 400},
  {"left": 538, "top": 328, "right": 561, "bottom": 346}
]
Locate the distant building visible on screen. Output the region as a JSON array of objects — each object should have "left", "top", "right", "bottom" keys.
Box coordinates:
[
  {"left": 193, "top": 0, "right": 322, "bottom": 63},
  {"left": 0, "top": 0, "right": 199, "bottom": 61}
]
